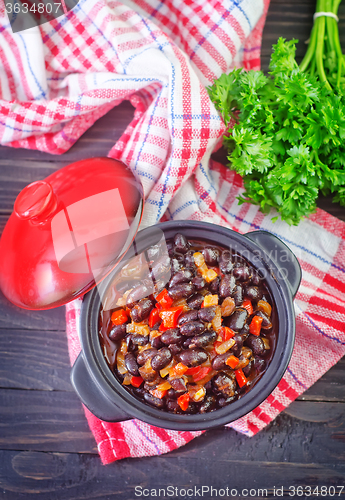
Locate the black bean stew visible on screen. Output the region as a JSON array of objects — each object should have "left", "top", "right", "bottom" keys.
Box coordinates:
[{"left": 99, "top": 234, "right": 276, "bottom": 415}]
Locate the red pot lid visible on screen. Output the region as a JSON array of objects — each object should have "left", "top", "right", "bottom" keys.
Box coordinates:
[{"left": 0, "top": 157, "right": 144, "bottom": 310}]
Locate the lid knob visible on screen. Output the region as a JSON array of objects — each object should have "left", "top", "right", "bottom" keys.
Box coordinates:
[{"left": 14, "top": 180, "right": 57, "bottom": 222}]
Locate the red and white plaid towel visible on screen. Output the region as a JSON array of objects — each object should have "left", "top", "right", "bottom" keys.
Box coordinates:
[{"left": 2, "top": 0, "right": 345, "bottom": 465}]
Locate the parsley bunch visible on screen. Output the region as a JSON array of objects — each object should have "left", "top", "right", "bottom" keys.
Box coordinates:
[{"left": 208, "top": 32, "right": 345, "bottom": 225}]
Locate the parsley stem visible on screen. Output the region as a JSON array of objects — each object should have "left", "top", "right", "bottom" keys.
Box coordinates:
[
  {"left": 299, "top": 25, "right": 317, "bottom": 72},
  {"left": 314, "top": 0, "right": 332, "bottom": 90}
]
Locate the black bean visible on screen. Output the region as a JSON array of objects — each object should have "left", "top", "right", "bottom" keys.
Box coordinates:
[
  {"left": 167, "top": 388, "right": 178, "bottom": 399},
  {"left": 182, "top": 337, "right": 193, "bottom": 349},
  {"left": 233, "top": 265, "right": 251, "bottom": 282},
  {"left": 169, "top": 282, "right": 195, "bottom": 300},
  {"left": 131, "top": 334, "right": 149, "bottom": 346},
  {"left": 178, "top": 310, "right": 199, "bottom": 326},
  {"left": 219, "top": 250, "right": 233, "bottom": 274},
  {"left": 167, "top": 241, "right": 174, "bottom": 255},
  {"left": 166, "top": 399, "right": 180, "bottom": 412},
  {"left": 134, "top": 387, "right": 145, "bottom": 398},
  {"left": 177, "top": 348, "right": 208, "bottom": 367},
  {"left": 231, "top": 334, "right": 244, "bottom": 357},
  {"left": 146, "top": 244, "right": 161, "bottom": 261},
  {"left": 213, "top": 373, "right": 236, "bottom": 397},
  {"left": 137, "top": 348, "right": 158, "bottom": 366},
  {"left": 108, "top": 324, "right": 127, "bottom": 341},
  {"left": 185, "top": 250, "right": 197, "bottom": 268},
  {"left": 150, "top": 254, "right": 171, "bottom": 281},
  {"left": 204, "top": 380, "right": 213, "bottom": 394},
  {"left": 186, "top": 402, "right": 198, "bottom": 414},
  {"left": 217, "top": 395, "right": 236, "bottom": 407},
  {"left": 244, "top": 335, "right": 265, "bottom": 356},
  {"left": 169, "top": 269, "right": 194, "bottom": 288},
  {"left": 245, "top": 286, "right": 263, "bottom": 301},
  {"left": 179, "top": 320, "right": 205, "bottom": 337},
  {"left": 254, "top": 357, "right": 266, "bottom": 373},
  {"left": 255, "top": 310, "right": 272, "bottom": 329},
  {"left": 169, "top": 343, "right": 183, "bottom": 355},
  {"left": 227, "top": 308, "right": 248, "bottom": 331},
  {"left": 144, "top": 393, "right": 165, "bottom": 409},
  {"left": 160, "top": 328, "right": 183, "bottom": 345},
  {"left": 219, "top": 275, "right": 236, "bottom": 298},
  {"left": 189, "top": 329, "right": 217, "bottom": 348},
  {"left": 170, "top": 258, "right": 182, "bottom": 274},
  {"left": 233, "top": 285, "right": 243, "bottom": 306},
  {"left": 187, "top": 293, "right": 204, "bottom": 309},
  {"left": 125, "top": 353, "right": 139, "bottom": 376},
  {"left": 200, "top": 395, "right": 216, "bottom": 413},
  {"left": 212, "top": 353, "right": 231, "bottom": 371},
  {"left": 198, "top": 306, "right": 216, "bottom": 322},
  {"left": 126, "top": 284, "right": 151, "bottom": 308},
  {"left": 174, "top": 233, "right": 189, "bottom": 254},
  {"left": 173, "top": 253, "right": 185, "bottom": 266},
  {"left": 150, "top": 335, "right": 163, "bottom": 349},
  {"left": 243, "top": 359, "right": 253, "bottom": 377},
  {"left": 126, "top": 334, "right": 133, "bottom": 351},
  {"left": 192, "top": 276, "right": 206, "bottom": 291},
  {"left": 208, "top": 276, "right": 221, "bottom": 294},
  {"left": 202, "top": 247, "right": 220, "bottom": 266},
  {"left": 130, "top": 297, "right": 154, "bottom": 322},
  {"left": 169, "top": 377, "right": 187, "bottom": 392},
  {"left": 151, "top": 347, "right": 172, "bottom": 371},
  {"left": 239, "top": 323, "right": 250, "bottom": 336},
  {"left": 250, "top": 272, "right": 261, "bottom": 286}
]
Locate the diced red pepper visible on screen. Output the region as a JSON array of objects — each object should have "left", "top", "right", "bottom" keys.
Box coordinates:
[
  {"left": 150, "top": 389, "right": 168, "bottom": 399},
  {"left": 169, "top": 362, "right": 188, "bottom": 378},
  {"left": 159, "top": 322, "right": 169, "bottom": 332},
  {"left": 130, "top": 376, "right": 144, "bottom": 388},
  {"left": 226, "top": 355, "right": 239, "bottom": 369},
  {"left": 242, "top": 299, "right": 253, "bottom": 315},
  {"left": 249, "top": 315, "right": 263, "bottom": 336},
  {"left": 159, "top": 306, "right": 184, "bottom": 329},
  {"left": 235, "top": 368, "right": 248, "bottom": 388},
  {"left": 219, "top": 326, "right": 235, "bottom": 342},
  {"left": 156, "top": 288, "right": 173, "bottom": 309},
  {"left": 185, "top": 366, "right": 200, "bottom": 376},
  {"left": 191, "top": 366, "right": 211, "bottom": 382},
  {"left": 177, "top": 392, "right": 190, "bottom": 411},
  {"left": 149, "top": 308, "right": 160, "bottom": 328},
  {"left": 111, "top": 309, "right": 129, "bottom": 325}
]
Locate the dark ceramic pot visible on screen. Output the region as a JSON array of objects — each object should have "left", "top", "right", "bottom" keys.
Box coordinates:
[{"left": 71, "top": 220, "right": 301, "bottom": 431}]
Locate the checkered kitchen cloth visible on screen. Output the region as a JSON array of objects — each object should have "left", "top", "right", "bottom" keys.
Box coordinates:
[{"left": 1, "top": 0, "right": 345, "bottom": 464}]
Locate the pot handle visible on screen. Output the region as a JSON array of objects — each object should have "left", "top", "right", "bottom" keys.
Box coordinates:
[
  {"left": 71, "top": 353, "right": 132, "bottom": 423},
  {"left": 245, "top": 230, "right": 301, "bottom": 298}
]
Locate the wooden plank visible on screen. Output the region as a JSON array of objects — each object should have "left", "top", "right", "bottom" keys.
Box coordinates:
[
  {"left": 0, "top": 387, "right": 344, "bottom": 462},
  {"left": 0, "top": 329, "right": 72, "bottom": 391},
  {"left": 0, "top": 101, "right": 134, "bottom": 163},
  {"left": 0, "top": 290, "right": 66, "bottom": 331},
  {"left": 0, "top": 161, "right": 67, "bottom": 214},
  {"left": 0, "top": 389, "right": 97, "bottom": 454},
  {"left": 0, "top": 449, "right": 345, "bottom": 500}
]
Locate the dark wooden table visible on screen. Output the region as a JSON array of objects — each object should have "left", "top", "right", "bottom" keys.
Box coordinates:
[{"left": 1, "top": 1, "right": 345, "bottom": 498}]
